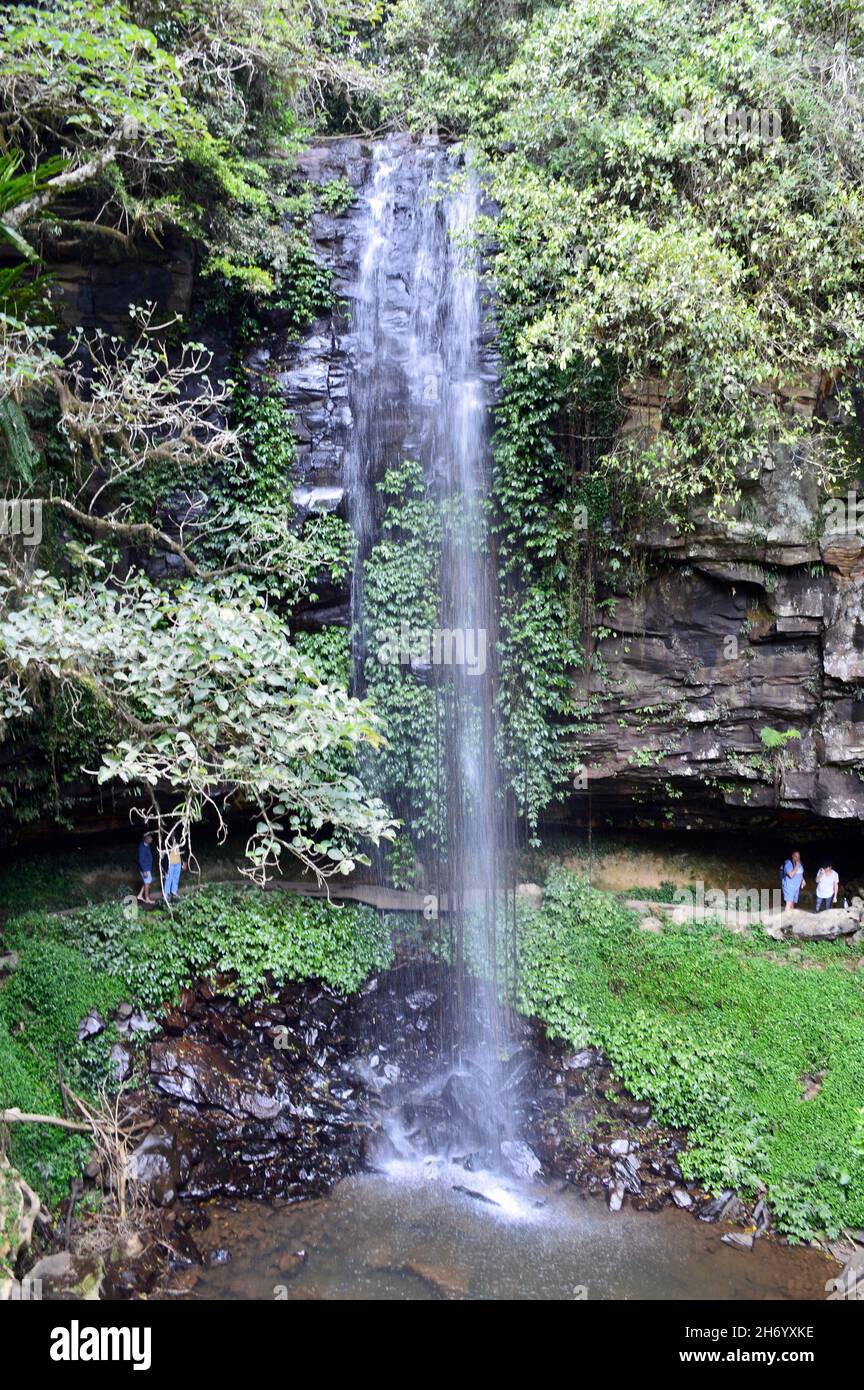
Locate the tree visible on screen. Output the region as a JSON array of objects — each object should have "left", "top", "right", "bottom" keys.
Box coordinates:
[{"left": 0, "top": 568, "right": 397, "bottom": 881}]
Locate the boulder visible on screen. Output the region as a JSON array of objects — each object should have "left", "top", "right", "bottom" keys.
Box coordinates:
[
  {"left": 639, "top": 916, "right": 664, "bottom": 933},
  {"left": 721, "top": 1230, "right": 756, "bottom": 1251},
  {"left": 402, "top": 1260, "right": 471, "bottom": 1299},
  {"left": 127, "top": 1125, "right": 182, "bottom": 1207},
  {"left": 607, "top": 1178, "right": 625, "bottom": 1212},
  {"left": 109, "top": 1042, "right": 133, "bottom": 1085},
  {"left": 76, "top": 1008, "right": 105, "bottom": 1041},
  {"left": 500, "top": 1140, "right": 542, "bottom": 1182},
  {"left": 781, "top": 907, "right": 859, "bottom": 941}
]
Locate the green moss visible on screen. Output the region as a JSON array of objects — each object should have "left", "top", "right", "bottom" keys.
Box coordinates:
[
  {"left": 517, "top": 869, "right": 864, "bottom": 1242},
  {"left": 0, "top": 941, "right": 124, "bottom": 1203}
]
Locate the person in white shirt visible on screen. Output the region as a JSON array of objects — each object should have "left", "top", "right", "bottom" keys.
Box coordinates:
[{"left": 815, "top": 861, "right": 839, "bottom": 912}]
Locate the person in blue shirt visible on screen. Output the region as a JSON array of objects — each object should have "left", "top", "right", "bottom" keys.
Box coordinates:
[
  {"left": 136, "top": 833, "right": 154, "bottom": 905},
  {"left": 781, "top": 850, "right": 805, "bottom": 910}
]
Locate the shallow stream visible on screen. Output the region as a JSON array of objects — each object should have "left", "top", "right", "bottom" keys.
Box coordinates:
[{"left": 187, "top": 1164, "right": 833, "bottom": 1302}]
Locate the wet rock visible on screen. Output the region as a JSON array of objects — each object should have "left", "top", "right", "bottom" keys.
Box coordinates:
[
  {"left": 127, "top": 1125, "right": 181, "bottom": 1207},
  {"left": 292, "top": 485, "right": 345, "bottom": 516},
  {"left": 440, "top": 1073, "right": 495, "bottom": 1144},
  {"left": 633, "top": 1181, "right": 672, "bottom": 1212},
  {"left": 208, "top": 1248, "right": 232, "bottom": 1266},
  {"left": 452, "top": 1185, "right": 500, "bottom": 1207},
  {"left": 167, "top": 1268, "right": 200, "bottom": 1294},
  {"left": 405, "top": 989, "right": 437, "bottom": 1012},
  {"left": 118, "top": 1008, "right": 159, "bottom": 1037},
  {"left": 77, "top": 1008, "right": 105, "bottom": 1041},
  {"left": 500, "top": 1140, "right": 542, "bottom": 1182},
  {"left": 161, "top": 1006, "right": 188, "bottom": 1036},
  {"left": 608, "top": 1179, "right": 625, "bottom": 1212},
  {"left": 563, "top": 1048, "right": 603, "bottom": 1070},
  {"left": 103, "top": 1247, "right": 161, "bottom": 1299},
  {"left": 672, "top": 1188, "right": 693, "bottom": 1209},
  {"left": 169, "top": 1230, "right": 204, "bottom": 1270},
  {"left": 609, "top": 1138, "right": 632, "bottom": 1156},
  {"left": 698, "top": 1190, "right": 739, "bottom": 1223},
  {"left": 150, "top": 1039, "right": 283, "bottom": 1120},
  {"left": 722, "top": 1230, "right": 756, "bottom": 1251},
  {"left": 109, "top": 1042, "right": 133, "bottom": 1085},
  {"left": 613, "top": 1157, "right": 642, "bottom": 1195},
  {"left": 753, "top": 1198, "right": 771, "bottom": 1236},
  {"left": 403, "top": 1260, "right": 471, "bottom": 1299},
  {"left": 612, "top": 1099, "right": 652, "bottom": 1124}
]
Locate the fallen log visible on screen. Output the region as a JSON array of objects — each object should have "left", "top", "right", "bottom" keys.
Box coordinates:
[{"left": 0, "top": 1108, "right": 92, "bottom": 1133}]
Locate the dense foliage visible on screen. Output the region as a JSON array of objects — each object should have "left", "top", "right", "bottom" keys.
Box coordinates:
[
  {"left": 518, "top": 870, "right": 864, "bottom": 1241},
  {"left": 0, "top": 1, "right": 394, "bottom": 871},
  {"left": 1, "top": 886, "right": 392, "bottom": 1198},
  {"left": 362, "top": 460, "right": 442, "bottom": 844}
]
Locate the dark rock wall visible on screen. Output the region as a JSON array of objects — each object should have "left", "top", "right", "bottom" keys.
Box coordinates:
[{"left": 574, "top": 466, "right": 864, "bottom": 827}]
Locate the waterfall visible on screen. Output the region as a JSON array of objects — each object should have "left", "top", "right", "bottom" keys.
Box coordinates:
[{"left": 345, "top": 136, "right": 512, "bottom": 1160}]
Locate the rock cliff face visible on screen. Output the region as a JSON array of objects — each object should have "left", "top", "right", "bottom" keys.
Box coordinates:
[{"left": 574, "top": 466, "right": 864, "bottom": 828}]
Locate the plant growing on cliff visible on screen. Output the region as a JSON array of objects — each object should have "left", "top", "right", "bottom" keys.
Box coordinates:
[
  {"left": 387, "top": 0, "right": 864, "bottom": 521},
  {"left": 362, "top": 460, "right": 443, "bottom": 845},
  {"left": 0, "top": 886, "right": 394, "bottom": 1202}
]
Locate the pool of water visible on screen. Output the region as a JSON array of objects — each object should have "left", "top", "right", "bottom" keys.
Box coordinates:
[{"left": 185, "top": 1162, "right": 834, "bottom": 1301}]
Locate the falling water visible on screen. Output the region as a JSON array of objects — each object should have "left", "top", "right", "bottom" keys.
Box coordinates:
[{"left": 345, "top": 137, "right": 511, "bottom": 1161}]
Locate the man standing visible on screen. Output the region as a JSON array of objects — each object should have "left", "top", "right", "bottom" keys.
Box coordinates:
[
  {"left": 164, "top": 838, "right": 185, "bottom": 902},
  {"left": 137, "top": 833, "right": 154, "bottom": 905},
  {"left": 815, "top": 861, "right": 839, "bottom": 912}
]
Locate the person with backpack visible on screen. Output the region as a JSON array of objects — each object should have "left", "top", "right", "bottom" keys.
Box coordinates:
[{"left": 136, "top": 833, "right": 154, "bottom": 905}]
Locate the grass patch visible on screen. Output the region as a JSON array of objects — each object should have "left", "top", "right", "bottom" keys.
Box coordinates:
[
  {"left": 0, "top": 940, "right": 125, "bottom": 1202},
  {"left": 517, "top": 869, "right": 864, "bottom": 1242}
]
